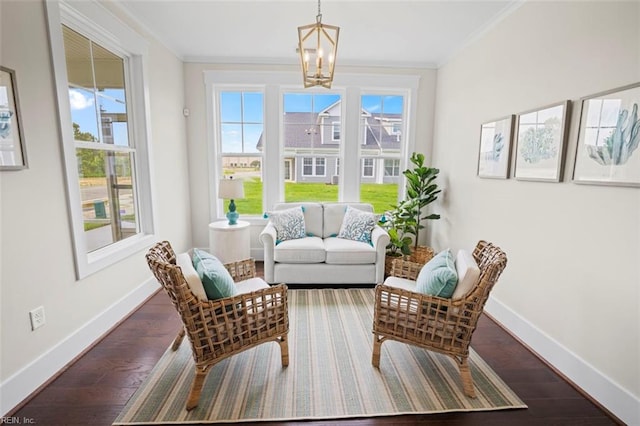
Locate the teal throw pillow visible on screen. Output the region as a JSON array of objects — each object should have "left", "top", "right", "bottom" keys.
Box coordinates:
[
  {"left": 265, "top": 206, "right": 306, "bottom": 244},
  {"left": 191, "top": 248, "right": 237, "bottom": 301},
  {"left": 337, "top": 206, "right": 377, "bottom": 244},
  {"left": 415, "top": 249, "right": 458, "bottom": 298}
]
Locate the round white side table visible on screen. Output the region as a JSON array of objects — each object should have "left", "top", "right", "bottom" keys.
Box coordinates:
[{"left": 208, "top": 220, "right": 250, "bottom": 263}]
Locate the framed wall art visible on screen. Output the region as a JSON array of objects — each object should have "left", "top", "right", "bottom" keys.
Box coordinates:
[
  {"left": 477, "top": 115, "right": 515, "bottom": 179},
  {"left": 572, "top": 82, "right": 640, "bottom": 187},
  {"left": 514, "top": 100, "right": 570, "bottom": 182},
  {"left": 0, "top": 66, "right": 27, "bottom": 170}
]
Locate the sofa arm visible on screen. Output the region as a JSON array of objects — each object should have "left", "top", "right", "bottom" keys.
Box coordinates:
[
  {"left": 259, "top": 223, "right": 277, "bottom": 283},
  {"left": 371, "top": 225, "right": 390, "bottom": 283}
]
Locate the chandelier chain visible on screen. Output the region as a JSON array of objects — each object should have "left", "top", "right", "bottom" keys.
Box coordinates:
[{"left": 317, "top": 0, "right": 322, "bottom": 22}]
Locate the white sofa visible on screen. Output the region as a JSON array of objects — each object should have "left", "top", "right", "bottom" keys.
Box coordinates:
[{"left": 259, "top": 202, "right": 390, "bottom": 285}]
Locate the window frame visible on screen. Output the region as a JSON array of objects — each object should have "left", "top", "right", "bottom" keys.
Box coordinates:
[
  {"left": 204, "top": 70, "right": 419, "bottom": 222},
  {"left": 46, "top": 0, "right": 156, "bottom": 279},
  {"left": 362, "top": 158, "right": 375, "bottom": 178},
  {"left": 301, "top": 157, "right": 327, "bottom": 177}
]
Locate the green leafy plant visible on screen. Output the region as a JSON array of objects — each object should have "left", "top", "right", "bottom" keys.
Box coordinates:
[
  {"left": 403, "top": 152, "right": 441, "bottom": 250},
  {"left": 378, "top": 199, "right": 414, "bottom": 257}
]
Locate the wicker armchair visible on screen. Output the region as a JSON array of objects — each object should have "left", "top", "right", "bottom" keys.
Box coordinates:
[
  {"left": 146, "top": 241, "right": 289, "bottom": 410},
  {"left": 372, "top": 240, "right": 507, "bottom": 398}
]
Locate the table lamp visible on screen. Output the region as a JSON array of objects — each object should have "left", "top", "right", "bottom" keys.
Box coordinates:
[{"left": 218, "top": 176, "right": 245, "bottom": 225}]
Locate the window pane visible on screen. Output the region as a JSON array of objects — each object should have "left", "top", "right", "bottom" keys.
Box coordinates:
[
  {"left": 92, "top": 42, "right": 125, "bottom": 92},
  {"left": 360, "top": 94, "right": 405, "bottom": 211},
  {"left": 221, "top": 92, "right": 241, "bottom": 122},
  {"left": 97, "top": 93, "right": 128, "bottom": 146},
  {"left": 243, "top": 92, "right": 263, "bottom": 122},
  {"left": 77, "top": 149, "right": 137, "bottom": 252},
  {"left": 222, "top": 156, "right": 262, "bottom": 215},
  {"left": 62, "top": 26, "right": 94, "bottom": 88},
  {"left": 70, "top": 88, "right": 100, "bottom": 142}
]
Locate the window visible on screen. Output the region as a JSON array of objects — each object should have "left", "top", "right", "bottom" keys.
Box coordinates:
[
  {"left": 283, "top": 93, "right": 339, "bottom": 203},
  {"left": 47, "top": 1, "right": 155, "bottom": 278},
  {"left": 360, "top": 94, "right": 405, "bottom": 211},
  {"left": 218, "top": 91, "right": 264, "bottom": 215},
  {"left": 301, "top": 157, "right": 326, "bottom": 176},
  {"left": 384, "top": 159, "right": 400, "bottom": 176},
  {"left": 205, "top": 71, "right": 418, "bottom": 217},
  {"left": 332, "top": 122, "right": 341, "bottom": 141},
  {"left": 362, "top": 158, "right": 374, "bottom": 177}
]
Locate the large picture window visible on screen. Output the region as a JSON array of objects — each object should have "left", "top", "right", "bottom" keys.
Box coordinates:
[
  {"left": 205, "top": 71, "right": 418, "bottom": 218},
  {"left": 47, "top": 1, "right": 155, "bottom": 278}
]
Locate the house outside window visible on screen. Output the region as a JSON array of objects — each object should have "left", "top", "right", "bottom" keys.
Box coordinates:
[
  {"left": 218, "top": 91, "right": 264, "bottom": 215},
  {"left": 47, "top": 1, "right": 155, "bottom": 278}
]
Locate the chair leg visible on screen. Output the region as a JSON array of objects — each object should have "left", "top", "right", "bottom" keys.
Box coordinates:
[
  {"left": 171, "top": 328, "right": 186, "bottom": 351},
  {"left": 372, "top": 335, "right": 383, "bottom": 367},
  {"left": 279, "top": 335, "right": 289, "bottom": 367},
  {"left": 186, "top": 366, "right": 208, "bottom": 411},
  {"left": 458, "top": 357, "right": 476, "bottom": 398}
]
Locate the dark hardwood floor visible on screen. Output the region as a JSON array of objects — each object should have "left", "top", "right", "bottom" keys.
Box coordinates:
[{"left": 9, "top": 263, "right": 619, "bottom": 425}]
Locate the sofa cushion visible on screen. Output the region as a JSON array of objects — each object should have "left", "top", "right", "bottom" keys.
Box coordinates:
[
  {"left": 273, "top": 236, "right": 326, "bottom": 263},
  {"left": 176, "top": 252, "right": 208, "bottom": 301},
  {"left": 337, "top": 205, "right": 377, "bottom": 244},
  {"left": 272, "top": 202, "right": 323, "bottom": 237},
  {"left": 192, "top": 248, "right": 238, "bottom": 300},
  {"left": 416, "top": 249, "right": 458, "bottom": 298},
  {"left": 324, "top": 237, "right": 377, "bottom": 264},
  {"left": 266, "top": 206, "right": 306, "bottom": 243},
  {"left": 323, "top": 203, "right": 373, "bottom": 238},
  {"left": 452, "top": 249, "right": 481, "bottom": 300}
]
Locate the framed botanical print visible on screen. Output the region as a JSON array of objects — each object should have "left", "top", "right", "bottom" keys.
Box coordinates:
[
  {"left": 0, "top": 66, "right": 27, "bottom": 170},
  {"left": 514, "top": 100, "right": 570, "bottom": 182},
  {"left": 477, "top": 115, "right": 514, "bottom": 179},
  {"left": 572, "top": 82, "right": 640, "bottom": 187}
]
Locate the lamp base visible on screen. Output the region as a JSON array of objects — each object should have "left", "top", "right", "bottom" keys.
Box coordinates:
[{"left": 226, "top": 211, "right": 239, "bottom": 225}]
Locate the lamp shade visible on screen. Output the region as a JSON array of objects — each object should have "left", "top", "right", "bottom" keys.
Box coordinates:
[{"left": 218, "top": 178, "right": 244, "bottom": 200}]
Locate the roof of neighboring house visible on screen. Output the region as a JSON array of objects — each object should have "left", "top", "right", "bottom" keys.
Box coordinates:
[{"left": 256, "top": 111, "right": 402, "bottom": 152}]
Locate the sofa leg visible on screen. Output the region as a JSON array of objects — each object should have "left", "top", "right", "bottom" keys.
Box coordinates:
[{"left": 372, "top": 335, "right": 383, "bottom": 368}]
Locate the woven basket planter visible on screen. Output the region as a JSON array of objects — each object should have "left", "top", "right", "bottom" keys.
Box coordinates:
[
  {"left": 407, "top": 245, "right": 435, "bottom": 265},
  {"left": 384, "top": 254, "right": 403, "bottom": 277}
]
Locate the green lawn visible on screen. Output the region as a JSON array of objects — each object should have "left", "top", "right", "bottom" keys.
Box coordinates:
[{"left": 229, "top": 178, "right": 398, "bottom": 215}]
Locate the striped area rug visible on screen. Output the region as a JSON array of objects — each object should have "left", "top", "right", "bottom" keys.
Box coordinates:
[{"left": 113, "top": 288, "right": 526, "bottom": 424}]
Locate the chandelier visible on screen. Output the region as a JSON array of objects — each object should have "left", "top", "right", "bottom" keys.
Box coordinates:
[{"left": 297, "top": 0, "right": 340, "bottom": 89}]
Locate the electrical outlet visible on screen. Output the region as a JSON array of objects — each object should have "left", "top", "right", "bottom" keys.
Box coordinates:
[{"left": 29, "top": 306, "right": 46, "bottom": 330}]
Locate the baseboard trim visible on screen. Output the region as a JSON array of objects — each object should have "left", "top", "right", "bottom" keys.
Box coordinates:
[
  {"left": 0, "top": 278, "right": 159, "bottom": 416},
  {"left": 485, "top": 296, "right": 639, "bottom": 426}
]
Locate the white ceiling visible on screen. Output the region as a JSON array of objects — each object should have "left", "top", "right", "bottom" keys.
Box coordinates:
[{"left": 114, "top": 0, "right": 522, "bottom": 68}]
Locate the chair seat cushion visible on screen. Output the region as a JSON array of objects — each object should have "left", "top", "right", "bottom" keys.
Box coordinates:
[
  {"left": 274, "top": 236, "right": 326, "bottom": 263},
  {"left": 383, "top": 276, "right": 418, "bottom": 292},
  {"left": 416, "top": 249, "right": 458, "bottom": 298},
  {"left": 192, "top": 248, "right": 238, "bottom": 300},
  {"left": 235, "top": 277, "right": 270, "bottom": 295},
  {"left": 324, "top": 237, "right": 377, "bottom": 264}
]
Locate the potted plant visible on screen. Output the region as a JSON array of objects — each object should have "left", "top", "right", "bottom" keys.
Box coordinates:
[
  {"left": 378, "top": 201, "right": 414, "bottom": 275},
  {"left": 402, "top": 152, "right": 441, "bottom": 263}
]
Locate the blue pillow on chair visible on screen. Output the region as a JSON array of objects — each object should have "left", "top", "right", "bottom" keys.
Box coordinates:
[
  {"left": 415, "top": 249, "right": 458, "bottom": 298},
  {"left": 191, "top": 248, "right": 237, "bottom": 300}
]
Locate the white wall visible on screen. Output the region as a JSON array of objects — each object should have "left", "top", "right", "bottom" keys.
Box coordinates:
[
  {"left": 432, "top": 1, "right": 639, "bottom": 423},
  {"left": 0, "top": 0, "right": 191, "bottom": 414},
  {"left": 183, "top": 63, "right": 437, "bottom": 252}
]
